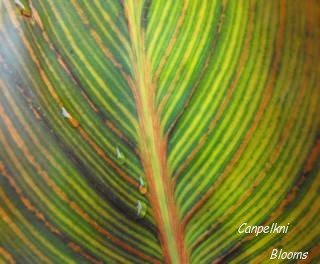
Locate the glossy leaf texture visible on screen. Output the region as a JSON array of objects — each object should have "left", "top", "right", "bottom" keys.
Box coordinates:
[{"left": 0, "top": 0, "right": 320, "bottom": 263}]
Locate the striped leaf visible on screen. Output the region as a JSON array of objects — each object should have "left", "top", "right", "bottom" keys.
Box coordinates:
[{"left": 0, "top": 0, "right": 319, "bottom": 263}]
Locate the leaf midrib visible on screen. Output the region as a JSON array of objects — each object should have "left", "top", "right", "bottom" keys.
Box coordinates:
[{"left": 124, "top": 1, "right": 187, "bottom": 263}]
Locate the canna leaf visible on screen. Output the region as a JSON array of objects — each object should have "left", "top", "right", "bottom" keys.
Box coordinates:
[{"left": 0, "top": 0, "right": 319, "bottom": 263}]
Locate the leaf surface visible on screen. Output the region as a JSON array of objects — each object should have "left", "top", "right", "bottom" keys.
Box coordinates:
[{"left": 0, "top": 0, "right": 320, "bottom": 263}]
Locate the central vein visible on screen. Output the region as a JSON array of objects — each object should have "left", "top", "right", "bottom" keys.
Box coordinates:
[{"left": 124, "top": 1, "right": 186, "bottom": 263}]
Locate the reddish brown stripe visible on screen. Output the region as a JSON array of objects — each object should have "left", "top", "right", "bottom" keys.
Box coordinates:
[
  {"left": 2, "top": 3, "right": 138, "bottom": 188},
  {"left": 173, "top": 0, "right": 254, "bottom": 181},
  {"left": 0, "top": 101, "right": 156, "bottom": 262},
  {"left": 0, "top": 247, "right": 15, "bottom": 264},
  {"left": 182, "top": 0, "right": 286, "bottom": 228},
  {"left": 0, "top": 162, "right": 103, "bottom": 263}
]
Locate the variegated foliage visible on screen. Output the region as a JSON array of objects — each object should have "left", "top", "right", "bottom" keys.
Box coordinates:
[{"left": 0, "top": 0, "right": 319, "bottom": 263}]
